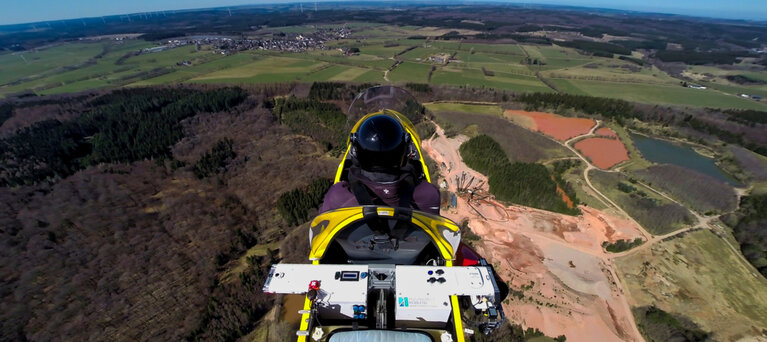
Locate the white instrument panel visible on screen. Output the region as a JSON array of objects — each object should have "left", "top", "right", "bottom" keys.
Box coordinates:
[{"left": 394, "top": 265, "right": 497, "bottom": 324}]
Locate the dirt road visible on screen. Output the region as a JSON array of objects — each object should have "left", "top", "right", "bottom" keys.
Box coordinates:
[{"left": 422, "top": 123, "right": 645, "bottom": 342}]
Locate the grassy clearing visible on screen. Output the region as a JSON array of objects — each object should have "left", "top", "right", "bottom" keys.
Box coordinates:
[
  {"left": 615, "top": 229, "right": 767, "bottom": 341},
  {"left": 459, "top": 43, "right": 525, "bottom": 55},
  {"left": 542, "top": 59, "right": 677, "bottom": 85},
  {"left": 388, "top": 61, "right": 432, "bottom": 83},
  {"left": 358, "top": 44, "right": 408, "bottom": 59},
  {"left": 551, "top": 78, "right": 767, "bottom": 110},
  {"left": 431, "top": 66, "right": 553, "bottom": 93},
  {"left": 424, "top": 102, "right": 502, "bottom": 116},
  {"left": 452, "top": 51, "right": 535, "bottom": 75},
  {"left": 352, "top": 69, "right": 385, "bottom": 83},
  {"left": 590, "top": 170, "right": 695, "bottom": 235},
  {"left": 130, "top": 53, "right": 255, "bottom": 86}
]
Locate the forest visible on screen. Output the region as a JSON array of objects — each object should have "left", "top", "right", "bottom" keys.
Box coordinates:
[
  {"left": 724, "top": 194, "right": 767, "bottom": 277},
  {"left": 269, "top": 96, "right": 347, "bottom": 151},
  {"left": 459, "top": 134, "right": 579, "bottom": 215},
  {"left": 277, "top": 178, "right": 333, "bottom": 226},
  {"left": 0, "top": 87, "right": 247, "bottom": 186},
  {"left": 556, "top": 40, "right": 632, "bottom": 57},
  {"left": 654, "top": 50, "right": 752, "bottom": 65},
  {"left": 0, "top": 84, "right": 345, "bottom": 341}
]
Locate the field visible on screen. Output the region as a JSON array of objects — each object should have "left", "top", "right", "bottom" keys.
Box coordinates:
[
  {"left": 548, "top": 79, "right": 767, "bottom": 110},
  {"left": 388, "top": 61, "right": 432, "bottom": 83},
  {"left": 574, "top": 137, "right": 629, "bottom": 169},
  {"left": 431, "top": 67, "right": 553, "bottom": 92},
  {"left": 631, "top": 164, "right": 738, "bottom": 214},
  {"left": 615, "top": 229, "right": 767, "bottom": 341},
  {"left": 590, "top": 170, "right": 696, "bottom": 235},
  {"left": 424, "top": 102, "right": 503, "bottom": 116},
  {"left": 0, "top": 42, "right": 106, "bottom": 85},
  {"left": 504, "top": 110, "right": 594, "bottom": 141},
  {"left": 430, "top": 107, "right": 572, "bottom": 163},
  {"left": 2, "top": 29, "right": 767, "bottom": 111}
]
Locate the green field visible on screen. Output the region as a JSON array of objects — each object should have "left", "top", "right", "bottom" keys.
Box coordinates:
[
  {"left": 615, "top": 229, "right": 767, "bottom": 341},
  {"left": 431, "top": 66, "right": 553, "bottom": 92},
  {"left": 190, "top": 56, "right": 327, "bottom": 83},
  {"left": 550, "top": 78, "right": 767, "bottom": 110},
  {"left": 424, "top": 102, "right": 503, "bottom": 116},
  {"left": 388, "top": 61, "right": 432, "bottom": 83},
  {"left": 0, "top": 42, "right": 106, "bottom": 86},
  {"left": 589, "top": 169, "right": 695, "bottom": 235},
  {"left": 2, "top": 27, "right": 767, "bottom": 111}
]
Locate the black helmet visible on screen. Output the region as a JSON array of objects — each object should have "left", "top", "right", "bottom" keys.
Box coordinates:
[{"left": 351, "top": 115, "right": 410, "bottom": 171}]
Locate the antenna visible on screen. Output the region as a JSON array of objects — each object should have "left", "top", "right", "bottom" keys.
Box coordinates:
[
  {"left": 315, "top": 2, "right": 318, "bottom": 11},
  {"left": 300, "top": 3, "right": 304, "bottom": 13},
  {"left": 228, "top": 8, "right": 232, "bottom": 16}
]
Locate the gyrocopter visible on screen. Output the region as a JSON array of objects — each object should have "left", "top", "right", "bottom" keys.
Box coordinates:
[{"left": 263, "top": 86, "right": 508, "bottom": 342}]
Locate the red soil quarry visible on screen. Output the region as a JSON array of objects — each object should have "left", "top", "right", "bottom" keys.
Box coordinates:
[
  {"left": 422, "top": 125, "right": 646, "bottom": 342},
  {"left": 574, "top": 137, "right": 629, "bottom": 169},
  {"left": 505, "top": 110, "right": 595, "bottom": 141},
  {"left": 595, "top": 127, "right": 618, "bottom": 138}
]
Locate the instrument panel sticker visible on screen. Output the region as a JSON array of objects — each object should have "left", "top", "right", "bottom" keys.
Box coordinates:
[{"left": 398, "top": 297, "right": 409, "bottom": 307}]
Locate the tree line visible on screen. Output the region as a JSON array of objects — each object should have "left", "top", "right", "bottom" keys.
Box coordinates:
[
  {"left": 602, "top": 238, "right": 643, "bottom": 253},
  {"left": 556, "top": 40, "right": 631, "bottom": 57},
  {"left": 724, "top": 194, "right": 767, "bottom": 277},
  {"left": 517, "top": 92, "right": 638, "bottom": 122},
  {"left": 723, "top": 109, "right": 767, "bottom": 126},
  {"left": 0, "top": 87, "right": 247, "bottom": 186},
  {"left": 654, "top": 50, "right": 752, "bottom": 65},
  {"left": 460, "top": 134, "right": 580, "bottom": 215}
]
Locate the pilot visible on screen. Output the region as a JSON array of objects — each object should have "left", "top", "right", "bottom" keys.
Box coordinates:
[{"left": 319, "top": 114, "right": 440, "bottom": 214}]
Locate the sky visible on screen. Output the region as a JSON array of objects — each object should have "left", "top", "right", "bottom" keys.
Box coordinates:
[{"left": 0, "top": 0, "right": 765, "bottom": 26}]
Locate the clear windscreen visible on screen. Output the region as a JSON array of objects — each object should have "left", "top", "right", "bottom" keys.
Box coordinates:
[{"left": 347, "top": 86, "right": 426, "bottom": 128}]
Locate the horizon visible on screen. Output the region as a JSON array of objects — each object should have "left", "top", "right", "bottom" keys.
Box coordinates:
[{"left": 1, "top": 0, "right": 766, "bottom": 27}]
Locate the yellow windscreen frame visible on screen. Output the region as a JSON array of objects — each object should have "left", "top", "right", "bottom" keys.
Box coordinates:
[
  {"left": 333, "top": 110, "right": 431, "bottom": 184},
  {"left": 308, "top": 206, "right": 459, "bottom": 261}
]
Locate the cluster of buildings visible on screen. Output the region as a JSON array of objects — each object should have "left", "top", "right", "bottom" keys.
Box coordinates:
[{"left": 141, "top": 27, "right": 352, "bottom": 56}]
